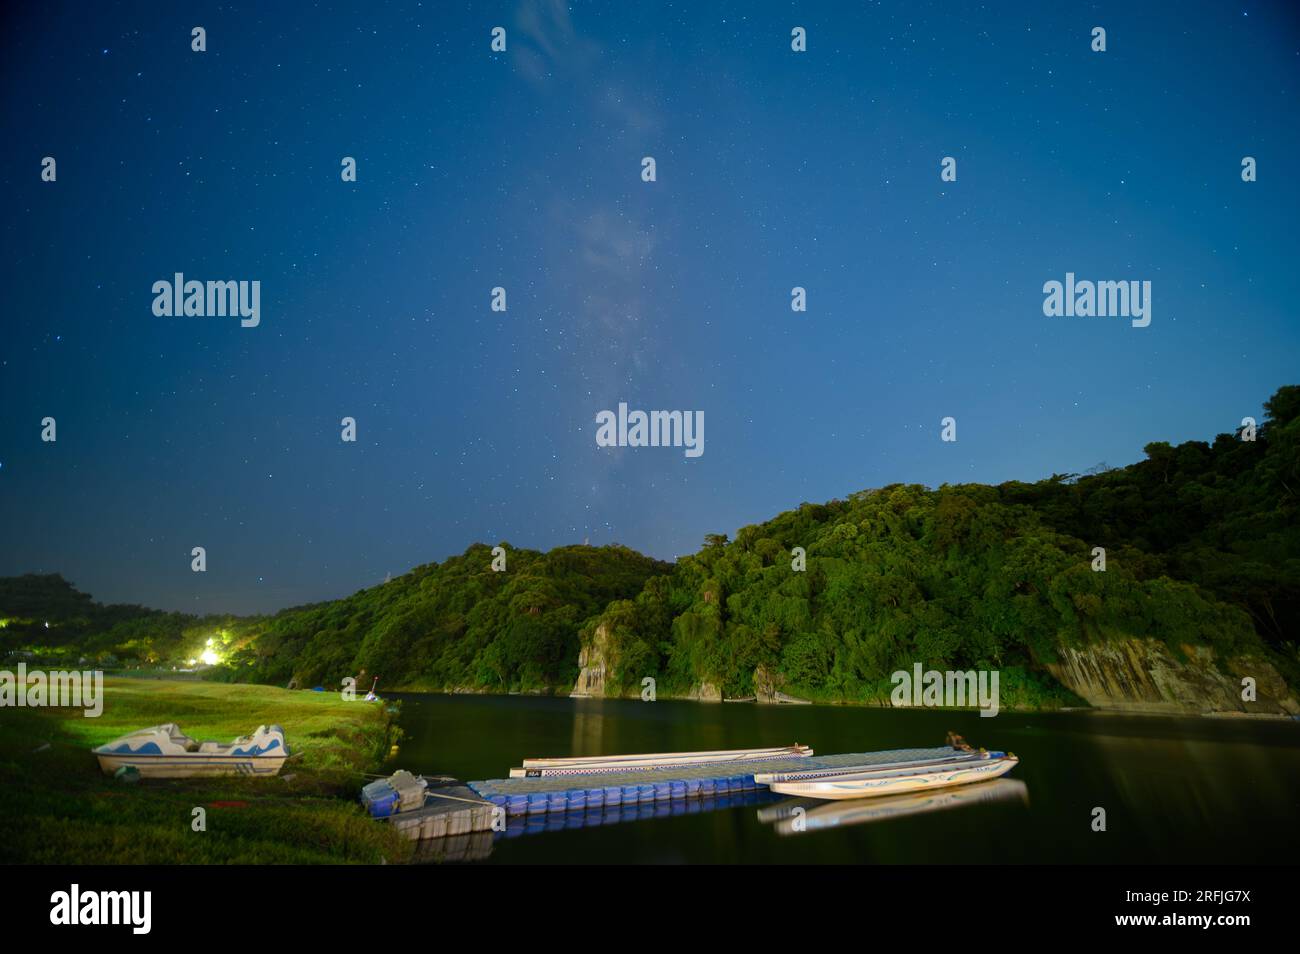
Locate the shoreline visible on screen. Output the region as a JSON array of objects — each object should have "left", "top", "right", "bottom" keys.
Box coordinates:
[
  {"left": 89, "top": 671, "right": 1300, "bottom": 720},
  {"left": 385, "top": 684, "right": 1300, "bottom": 721}
]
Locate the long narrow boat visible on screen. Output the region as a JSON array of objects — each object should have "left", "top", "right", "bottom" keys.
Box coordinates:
[
  {"left": 509, "top": 743, "right": 813, "bottom": 778},
  {"left": 768, "top": 753, "right": 998, "bottom": 787},
  {"left": 768, "top": 751, "right": 1018, "bottom": 800},
  {"left": 754, "top": 748, "right": 983, "bottom": 785}
]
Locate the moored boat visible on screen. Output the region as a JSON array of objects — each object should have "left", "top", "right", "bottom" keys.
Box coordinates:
[
  {"left": 753, "top": 747, "right": 984, "bottom": 785},
  {"left": 92, "top": 723, "right": 291, "bottom": 778},
  {"left": 509, "top": 743, "right": 813, "bottom": 778},
  {"left": 767, "top": 750, "right": 1018, "bottom": 800}
]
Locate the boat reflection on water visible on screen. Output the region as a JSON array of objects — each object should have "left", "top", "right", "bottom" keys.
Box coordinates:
[
  {"left": 757, "top": 778, "right": 1029, "bottom": 836},
  {"left": 411, "top": 781, "right": 1029, "bottom": 861}
]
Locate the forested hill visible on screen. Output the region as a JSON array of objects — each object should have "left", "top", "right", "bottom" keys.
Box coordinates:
[
  {"left": 2, "top": 387, "right": 1297, "bottom": 710},
  {"left": 579, "top": 386, "right": 1300, "bottom": 705},
  {"left": 219, "top": 544, "right": 671, "bottom": 689},
  {"left": 1003, "top": 385, "right": 1300, "bottom": 650},
  {"left": 0, "top": 545, "right": 670, "bottom": 689},
  {"left": 0, "top": 573, "right": 219, "bottom": 665}
]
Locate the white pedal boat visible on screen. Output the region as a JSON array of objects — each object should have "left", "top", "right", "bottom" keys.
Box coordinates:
[
  {"left": 509, "top": 743, "right": 813, "bottom": 778},
  {"left": 766, "top": 750, "right": 1018, "bottom": 800},
  {"left": 92, "top": 723, "right": 291, "bottom": 778}
]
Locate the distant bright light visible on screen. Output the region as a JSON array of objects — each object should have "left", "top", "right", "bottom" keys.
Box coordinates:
[
  {"left": 205, "top": 638, "right": 214, "bottom": 647},
  {"left": 200, "top": 649, "right": 220, "bottom": 666}
]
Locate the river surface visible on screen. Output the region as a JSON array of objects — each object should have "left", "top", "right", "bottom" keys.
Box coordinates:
[{"left": 387, "top": 693, "right": 1300, "bottom": 864}]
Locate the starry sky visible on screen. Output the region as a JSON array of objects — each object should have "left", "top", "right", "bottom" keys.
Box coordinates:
[{"left": 2, "top": 1, "right": 1298, "bottom": 615}]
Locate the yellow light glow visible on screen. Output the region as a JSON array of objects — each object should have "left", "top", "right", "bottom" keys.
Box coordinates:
[{"left": 200, "top": 649, "right": 220, "bottom": 666}]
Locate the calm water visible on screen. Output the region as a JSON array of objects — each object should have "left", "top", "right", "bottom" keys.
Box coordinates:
[{"left": 387, "top": 693, "right": 1300, "bottom": 864}]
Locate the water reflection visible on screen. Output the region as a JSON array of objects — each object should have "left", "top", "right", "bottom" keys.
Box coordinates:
[
  {"left": 411, "top": 781, "right": 1031, "bottom": 862},
  {"left": 411, "top": 788, "right": 783, "bottom": 863},
  {"left": 756, "top": 779, "right": 1029, "bottom": 836},
  {"left": 391, "top": 693, "right": 1300, "bottom": 863}
]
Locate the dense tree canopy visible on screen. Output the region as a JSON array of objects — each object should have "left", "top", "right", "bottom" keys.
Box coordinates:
[
  {"left": 3, "top": 387, "right": 1296, "bottom": 703},
  {"left": 576, "top": 386, "right": 1300, "bottom": 703}
]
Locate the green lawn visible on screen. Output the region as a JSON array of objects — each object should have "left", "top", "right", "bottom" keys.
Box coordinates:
[{"left": 0, "top": 677, "right": 412, "bottom": 864}]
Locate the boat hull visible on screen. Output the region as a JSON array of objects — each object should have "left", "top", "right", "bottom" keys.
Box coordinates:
[
  {"left": 754, "top": 749, "right": 982, "bottom": 785},
  {"left": 94, "top": 753, "right": 289, "bottom": 778},
  {"left": 769, "top": 754, "right": 1018, "bottom": 800}
]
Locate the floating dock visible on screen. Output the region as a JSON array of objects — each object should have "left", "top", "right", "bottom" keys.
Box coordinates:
[
  {"left": 467, "top": 746, "right": 962, "bottom": 817},
  {"left": 380, "top": 779, "right": 499, "bottom": 843},
  {"left": 379, "top": 775, "right": 790, "bottom": 847},
  {"left": 379, "top": 744, "right": 1003, "bottom": 845}
]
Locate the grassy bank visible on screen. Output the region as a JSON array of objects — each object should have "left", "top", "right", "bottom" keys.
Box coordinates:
[{"left": 0, "top": 677, "right": 412, "bottom": 864}]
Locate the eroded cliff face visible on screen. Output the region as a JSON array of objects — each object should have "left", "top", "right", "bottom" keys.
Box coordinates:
[
  {"left": 1043, "top": 639, "right": 1299, "bottom": 716},
  {"left": 571, "top": 623, "right": 611, "bottom": 697},
  {"left": 570, "top": 622, "right": 721, "bottom": 700},
  {"left": 574, "top": 624, "right": 1296, "bottom": 714}
]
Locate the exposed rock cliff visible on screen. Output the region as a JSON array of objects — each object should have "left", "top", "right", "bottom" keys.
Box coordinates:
[
  {"left": 570, "top": 623, "right": 611, "bottom": 697},
  {"left": 571, "top": 622, "right": 722, "bottom": 701},
  {"left": 575, "top": 625, "right": 1296, "bottom": 715},
  {"left": 1043, "top": 639, "right": 1299, "bottom": 716}
]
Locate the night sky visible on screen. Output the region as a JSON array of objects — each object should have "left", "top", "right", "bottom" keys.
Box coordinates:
[{"left": 2, "top": 1, "right": 1298, "bottom": 614}]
